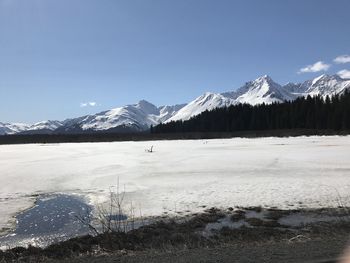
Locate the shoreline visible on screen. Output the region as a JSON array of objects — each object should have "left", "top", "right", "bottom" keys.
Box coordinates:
[
  {"left": 0, "top": 129, "right": 349, "bottom": 146},
  {"left": 1, "top": 206, "right": 350, "bottom": 262},
  {"left": 2, "top": 191, "right": 350, "bottom": 249}
]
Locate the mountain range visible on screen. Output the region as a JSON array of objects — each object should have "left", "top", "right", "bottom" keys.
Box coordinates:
[{"left": 1, "top": 74, "right": 349, "bottom": 135}]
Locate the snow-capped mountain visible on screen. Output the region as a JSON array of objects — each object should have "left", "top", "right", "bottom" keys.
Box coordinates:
[
  {"left": 166, "top": 92, "right": 236, "bottom": 122},
  {"left": 75, "top": 100, "right": 161, "bottom": 132},
  {"left": 284, "top": 74, "right": 350, "bottom": 97},
  {"left": 158, "top": 104, "right": 187, "bottom": 123},
  {"left": 167, "top": 74, "right": 350, "bottom": 122},
  {"left": 225, "top": 75, "right": 297, "bottom": 105},
  {"left": 166, "top": 75, "right": 287, "bottom": 123},
  {"left": 1, "top": 74, "right": 349, "bottom": 135},
  {"left": 19, "top": 120, "right": 64, "bottom": 134},
  {"left": 27, "top": 120, "right": 63, "bottom": 131},
  {"left": 0, "top": 120, "right": 63, "bottom": 135},
  {"left": 55, "top": 100, "right": 186, "bottom": 133},
  {"left": 0, "top": 122, "right": 30, "bottom": 135}
]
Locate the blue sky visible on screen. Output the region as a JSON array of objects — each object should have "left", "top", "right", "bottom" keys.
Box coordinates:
[{"left": 0, "top": 0, "right": 350, "bottom": 123}]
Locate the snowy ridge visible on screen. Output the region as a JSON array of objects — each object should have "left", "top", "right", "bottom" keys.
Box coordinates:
[
  {"left": 0, "top": 121, "right": 63, "bottom": 135},
  {"left": 298, "top": 74, "right": 350, "bottom": 97},
  {"left": 0, "top": 122, "right": 30, "bottom": 135},
  {"left": 80, "top": 100, "right": 161, "bottom": 131},
  {"left": 158, "top": 104, "right": 187, "bottom": 123},
  {"left": 231, "top": 75, "right": 297, "bottom": 105},
  {"left": 167, "top": 92, "right": 236, "bottom": 122},
  {"left": 1, "top": 74, "right": 350, "bottom": 134},
  {"left": 56, "top": 100, "right": 187, "bottom": 133},
  {"left": 167, "top": 74, "right": 350, "bottom": 122},
  {"left": 27, "top": 120, "right": 63, "bottom": 131}
]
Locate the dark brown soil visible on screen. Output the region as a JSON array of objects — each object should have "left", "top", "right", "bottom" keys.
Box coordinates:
[
  {"left": 1, "top": 207, "right": 350, "bottom": 262},
  {"left": 49, "top": 235, "right": 349, "bottom": 263}
]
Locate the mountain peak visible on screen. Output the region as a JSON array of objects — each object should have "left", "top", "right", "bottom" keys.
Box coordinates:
[
  {"left": 135, "top": 100, "right": 159, "bottom": 115},
  {"left": 245, "top": 75, "right": 279, "bottom": 90},
  {"left": 137, "top": 99, "right": 157, "bottom": 109},
  {"left": 247, "top": 75, "right": 279, "bottom": 89},
  {"left": 311, "top": 74, "right": 342, "bottom": 85},
  {"left": 255, "top": 74, "right": 273, "bottom": 82},
  {"left": 311, "top": 74, "right": 326, "bottom": 85},
  {"left": 137, "top": 99, "right": 154, "bottom": 106}
]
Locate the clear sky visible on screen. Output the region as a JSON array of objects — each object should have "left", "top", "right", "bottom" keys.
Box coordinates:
[{"left": 1, "top": 0, "right": 350, "bottom": 123}]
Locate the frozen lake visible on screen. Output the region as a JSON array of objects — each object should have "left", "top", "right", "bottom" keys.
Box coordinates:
[{"left": 1, "top": 136, "right": 350, "bottom": 238}]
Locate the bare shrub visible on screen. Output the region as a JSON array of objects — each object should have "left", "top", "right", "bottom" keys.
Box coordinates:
[{"left": 76, "top": 177, "right": 142, "bottom": 236}]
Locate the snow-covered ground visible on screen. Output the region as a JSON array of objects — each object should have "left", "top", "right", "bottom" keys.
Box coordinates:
[{"left": 1, "top": 136, "right": 350, "bottom": 233}]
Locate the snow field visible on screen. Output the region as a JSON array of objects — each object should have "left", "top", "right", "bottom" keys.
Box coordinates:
[{"left": 0, "top": 135, "right": 350, "bottom": 233}]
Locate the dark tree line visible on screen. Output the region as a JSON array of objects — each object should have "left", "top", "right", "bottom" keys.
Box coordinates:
[{"left": 152, "top": 91, "right": 350, "bottom": 133}]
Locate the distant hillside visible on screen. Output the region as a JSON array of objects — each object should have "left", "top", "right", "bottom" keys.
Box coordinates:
[
  {"left": 1, "top": 74, "right": 349, "bottom": 135},
  {"left": 152, "top": 91, "right": 350, "bottom": 133}
]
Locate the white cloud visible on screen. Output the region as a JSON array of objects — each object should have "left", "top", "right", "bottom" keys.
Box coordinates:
[
  {"left": 80, "top": 102, "right": 97, "bottom": 107},
  {"left": 337, "top": 69, "right": 350, "bottom": 79},
  {"left": 298, "top": 61, "right": 330, "bottom": 73},
  {"left": 334, "top": 55, "right": 350, "bottom": 64}
]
